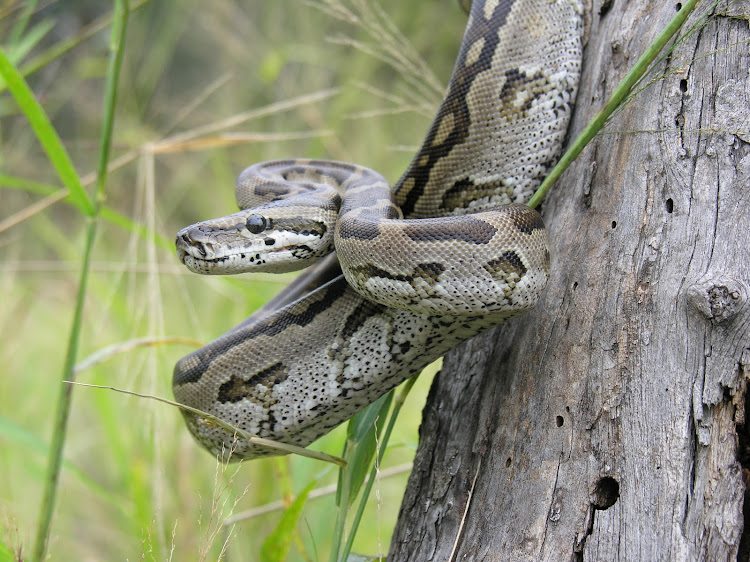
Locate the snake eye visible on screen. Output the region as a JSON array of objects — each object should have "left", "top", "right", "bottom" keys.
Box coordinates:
[{"left": 245, "top": 214, "right": 268, "bottom": 234}]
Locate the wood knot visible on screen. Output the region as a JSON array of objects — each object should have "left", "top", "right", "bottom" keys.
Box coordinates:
[{"left": 686, "top": 276, "right": 746, "bottom": 324}]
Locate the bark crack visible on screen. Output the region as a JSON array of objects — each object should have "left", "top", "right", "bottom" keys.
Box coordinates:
[
  {"left": 573, "top": 476, "right": 620, "bottom": 561},
  {"left": 735, "top": 362, "right": 750, "bottom": 560},
  {"left": 539, "top": 454, "right": 564, "bottom": 552},
  {"left": 448, "top": 457, "right": 482, "bottom": 562}
]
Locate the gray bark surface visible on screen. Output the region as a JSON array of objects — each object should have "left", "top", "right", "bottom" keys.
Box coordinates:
[{"left": 389, "top": 1, "right": 750, "bottom": 560}]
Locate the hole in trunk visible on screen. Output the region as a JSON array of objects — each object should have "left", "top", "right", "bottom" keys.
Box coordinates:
[{"left": 592, "top": 476, "right": 619, "bottom": 510}]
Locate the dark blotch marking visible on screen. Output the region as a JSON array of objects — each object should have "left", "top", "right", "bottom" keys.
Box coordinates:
[
  {"left": 351, "top": 262, "right": 445, "bottom": 287},
  {"left": 441, "top": 177, "right": 475, "bottom": 209},
  {"left": 403, "top": 215, "right": 497, "bottom": 244},
  {"left": 281, "top": 165, "right": 313, "bottom": 178},
  {"left": 508, "top": 205, "right": 545, "bottom": 234},
  {"left": 415, "top": 262, "right": 445, "bottom": 281},
  {"left": 441, "top": 178, "right": 505, "bottom": 210},
  {"left": 272, "top": 217, "right": 327, "bottom": 238},
  {"left": 394, "top": 1, "right": 513, "bottom": 216},
  {"left": 337, "top": 214, "right": 382, "bottom": 241},
  {"left": 385, "top": 203, "right": 402, "bottom": 220},
  {"left": 254, "top": 182, "right": 292, "bottom": 199},
  {"left": 246, "top": 362, "right": 287, "bottom": 388},
  {"left": 174, "top": 278, "right": 350, "bottom": 386},
  {"left": 216, "top": 375, "right": 248, "bottom": 403},
  {"left": 327, "top": 193, "right": 342, "bottom": 211},
  {"left": 217, "top": 362, "right": 288, "bottom": 404},
  {"left": 484, "top": 251, "right": 527, "bottom": 279},
  {"left": 340, "top": 299, "right": 386, "bottom": 341},
  {"left": 499, "top": 68, "right": 546, "bottom": 115}
]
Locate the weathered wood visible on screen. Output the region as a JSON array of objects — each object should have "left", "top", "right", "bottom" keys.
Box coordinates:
[{"left": 389, "top": 1, "right": 750, "bottom": 560}]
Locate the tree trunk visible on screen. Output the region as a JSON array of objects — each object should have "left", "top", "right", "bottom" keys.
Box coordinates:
[{"left": 389, "top": 1, "right": 750, "bottom": 560}]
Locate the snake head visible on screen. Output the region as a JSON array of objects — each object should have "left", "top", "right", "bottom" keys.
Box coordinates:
[{"left": 176, "top": 208, "right": 335, "bottom": 274}]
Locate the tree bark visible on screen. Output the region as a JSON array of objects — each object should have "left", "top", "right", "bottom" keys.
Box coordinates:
[{"left": 389, "top": 1, "right": 750, "bottom": 560}]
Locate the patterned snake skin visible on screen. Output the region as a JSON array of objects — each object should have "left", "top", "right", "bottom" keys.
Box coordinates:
[{"left": 174, "top": 0, "right": 584, "bottom": 460}]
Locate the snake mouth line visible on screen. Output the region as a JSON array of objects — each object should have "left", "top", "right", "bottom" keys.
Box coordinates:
[
  {"left": 177, "top": 240, "right": 319, "bottom": 275},
  {"left": 178, "top": 251, "right": 260, "bottom": 275},
  {"left": 177, "top": 243, "right": 299, "bottom": 263}
]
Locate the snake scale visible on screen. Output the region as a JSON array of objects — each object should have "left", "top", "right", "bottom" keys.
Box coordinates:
[{"left": 174, "top": 0, "right": 584, "bottom": 460}]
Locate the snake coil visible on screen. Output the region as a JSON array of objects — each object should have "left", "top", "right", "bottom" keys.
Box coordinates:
[{"left": 174, "top": 0, "right": 584, "bottom": 460}]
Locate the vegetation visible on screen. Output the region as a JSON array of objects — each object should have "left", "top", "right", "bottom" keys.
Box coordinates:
[
  {"left": 0, "top": 1, "right": 462, "bottom": 559},
  {"left": 0, "top": 0, "right": 702, "bottom": 558}
]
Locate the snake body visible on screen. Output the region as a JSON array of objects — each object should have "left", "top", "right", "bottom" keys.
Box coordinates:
[{"left": 174, "top": 0, "right": 584, "bottom": 460}]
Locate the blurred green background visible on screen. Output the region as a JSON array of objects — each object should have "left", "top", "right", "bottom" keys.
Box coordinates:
[{"left": 0, "top": 0, "right": 467, "bottom": 559}]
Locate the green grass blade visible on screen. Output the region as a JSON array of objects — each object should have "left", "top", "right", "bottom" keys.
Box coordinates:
[
  {"left": 0, "top": 49, "right": 93, "bottom": 216},
  {"left": 32, "top": 206, "right": 96, "bottom": 562},
  {"left": 91, "top": 3, "right": 129, "bottom": 211},
  {"left": 259, "top": 480, "right": 316, "bottom": 562},
  {"left": 4, "top": 19, "right": 55, "bottom": 66},
  {"left": 96, "top": 206, "right": 175, "bottom": 250},
  {"left": 67, "top": 380, "right": 346, "bottom": 465},
  {"left": 329, "top": 392, "right": 393, "bottom": 562},
  {"left": 73, "top": 337, "right": 203, "bottom": 374},
  {"left": 0, "top": 174, "right": 61, "bottom": 196},
  {"left": 341, "top": 392, "right": 394, "bottom": 505},
  {"left": 0, "top": 173, "right": 173, "bottom": 249},
  {"left": 0, "top": 0, "right": 152, "bottom": 94},
  {"left": 0, "top": 540, "right": 13, "bottom": 562},
  {"left": 527, "top": 0, "right": 700, "bottom": 209},
  {"left": 339, "top": 376, "right": 418, "bottom": 561},
  {"left": 30, "top": 1, "right": 130, "bottom": 559},
  {"left": 0, "top": 415, "right": 126, "bottom": 514},
  {"left": 7, "top": 0, "right": 39, "bottom": 47}
]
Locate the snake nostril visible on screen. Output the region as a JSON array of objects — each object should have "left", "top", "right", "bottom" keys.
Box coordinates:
[
  {"left": 180, "top": 228, "right": 197, "bottom": 243},
  {"left": 177, "top": 228, "right": 217, "bottom": 259}
]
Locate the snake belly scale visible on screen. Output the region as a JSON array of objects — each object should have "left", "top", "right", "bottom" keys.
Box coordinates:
[{"left": 174, "top": 0, "right": 584, "bottom": 460}]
